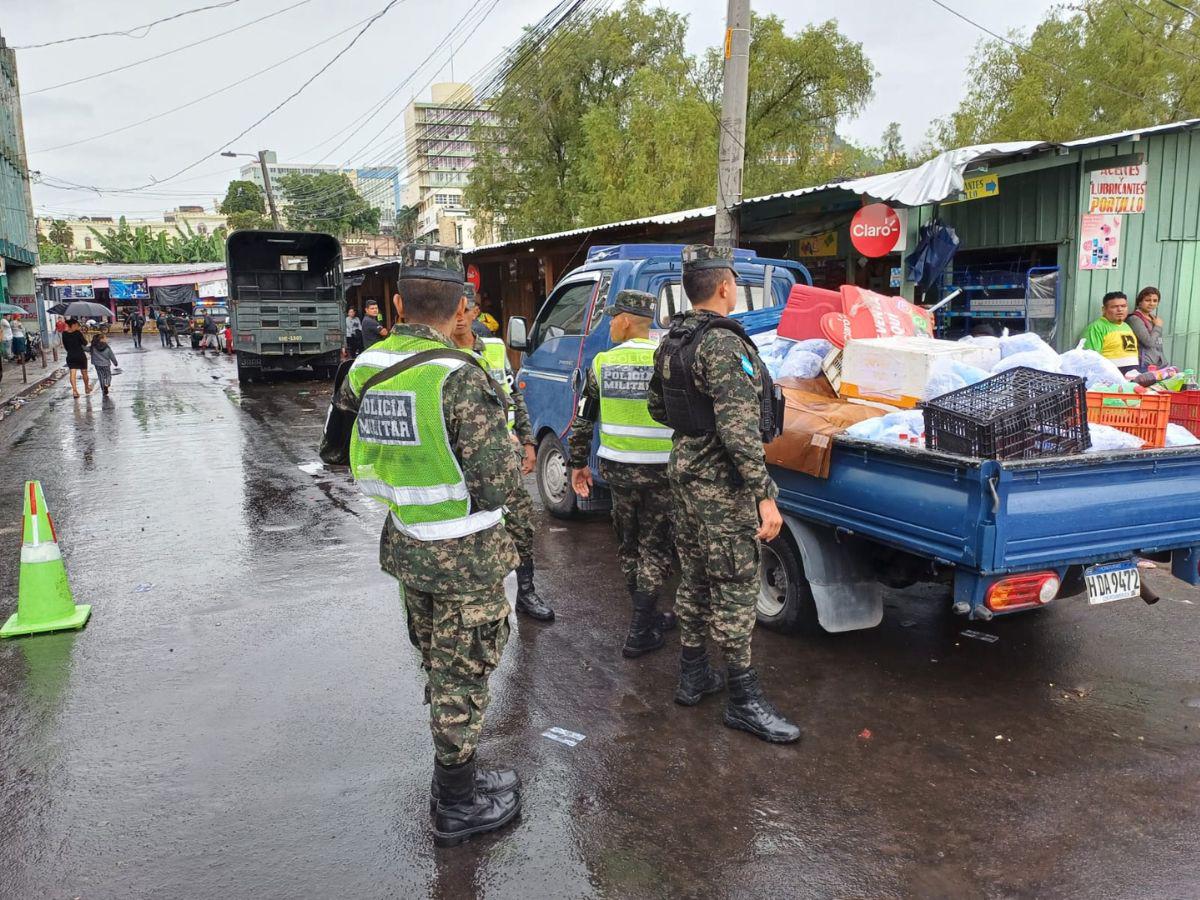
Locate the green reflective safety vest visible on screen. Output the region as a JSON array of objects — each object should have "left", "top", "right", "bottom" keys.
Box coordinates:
[
  {"left": 348, "top": 334, "right": 503, "bottom": 541},
  {"left": 593, "top": 338, "right": 672, "bottom": 464},
  {"left": 478, "top": 336, "right": 515, "bottom": 429}
]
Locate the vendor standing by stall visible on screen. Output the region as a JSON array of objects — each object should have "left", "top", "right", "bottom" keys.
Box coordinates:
[{"left": 1082, "top": 291, "right": 1140, "bottom": 374}]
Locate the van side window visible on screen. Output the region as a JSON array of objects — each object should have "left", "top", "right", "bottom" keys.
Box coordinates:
[
  {"left": 655, "top": 277, "right": 777, "bottom": 327},
  {"left": 531, "top": 281, "right": 597, "bottom": 350},
  {"left": 586, "top": 273, "right": 613, "bottom": 333}
]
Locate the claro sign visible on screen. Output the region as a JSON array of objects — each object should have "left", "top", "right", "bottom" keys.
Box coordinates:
[{"left": 850, "top": 203, "right": 902, "bottom": 257}]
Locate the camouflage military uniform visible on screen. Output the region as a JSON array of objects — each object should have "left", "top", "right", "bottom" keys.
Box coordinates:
[
  {"left": 648, "top": 309, "right": 777, "bottom": 669},
  {"left": 567, "top": 367, "right": 673, "bottom": 597},
  {"left": 473, "top": 334, "right": 537, "bottom": 560},
  {"left": 334, "top": 322, "right": 522, "bottom": 765}
]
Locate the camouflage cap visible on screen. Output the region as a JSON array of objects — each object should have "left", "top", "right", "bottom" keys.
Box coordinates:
[
  {"left": 605, "top": 289, "right": 655, "bottom": 319},
  {"left": 681, "top": 244, "right": 735, "bottom": 274},
  {"left": 462, "top": 282, "right": 477, "bottom": 301},
  {"left": 399, "top": 243, "right": 465, "bottom": 284}
]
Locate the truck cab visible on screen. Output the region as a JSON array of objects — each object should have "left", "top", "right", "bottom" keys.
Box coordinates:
[{"left": 506, "top": 243, "right": 810, "bottom": 516}]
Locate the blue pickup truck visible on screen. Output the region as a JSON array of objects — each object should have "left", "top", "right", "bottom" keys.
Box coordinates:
[
  {"left": 505, "top": 243, "right": 811, "bottom": 515},
  {"left": 512, "top": 244, "right": 1200, "bottom": 634}
]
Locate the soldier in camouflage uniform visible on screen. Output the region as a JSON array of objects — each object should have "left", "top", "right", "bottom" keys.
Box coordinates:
[
  {"left": 322, "top": 245, "right": 524, "bottom": 845},
  {"left": 647, "top": 244, "right": 801, "bottom": 745},
  {"left": 452, "top": 284, "right": 554, "bottom": 622},
  {"left": 566, "top": 289, "right": 677, "bottom": 658}
]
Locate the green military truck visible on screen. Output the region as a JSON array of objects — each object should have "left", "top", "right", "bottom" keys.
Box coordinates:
[{"left": 226, "top": 230, "right": 345, "bottom": 382}]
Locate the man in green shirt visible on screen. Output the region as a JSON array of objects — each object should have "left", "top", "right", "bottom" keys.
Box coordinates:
[{"left": 1082, "top": 291, "right": 1140, "bottom": 373}]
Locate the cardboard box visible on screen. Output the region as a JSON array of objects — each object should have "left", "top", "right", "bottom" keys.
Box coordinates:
[{"left": 840, "top": 336, "right": 997, "bottom": 408}]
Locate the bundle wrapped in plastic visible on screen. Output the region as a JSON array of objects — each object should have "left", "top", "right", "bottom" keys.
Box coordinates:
[
  {"left": 999, "top": 332, "right": 1054, "bottom": 358},
  {"left": 1085, "top": 423, "right": 1145, "bottom": 452},
  {"left": 1166, "top": 423, "right": 1200, "bottom": 447},
  {"left": 790, "top": 337, "right": 834, "bottom": 358},
  {"left": 957, "top": 334, "right": 1001, "bottom": 351},
  {"left": 761, "top": 337, "right": 835, "bottom": 380},
  {"left": 1057, "top": 347, "right": 1125, "bottom": 389},
  {"left": 921, "top": 358, "right": 992, "bottom": 400},
  {"left": 992, "top": 348, "right": 1062, "bottom": 375},
  {"left": 777, "top": 350, "right": 823, "bottom": 379},
  {"left": 844, "top": 408, "right": 927, "bottom": 445}
]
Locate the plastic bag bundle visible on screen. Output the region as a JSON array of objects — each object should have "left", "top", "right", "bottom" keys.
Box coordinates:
[
  {"left": 999, "top": 332, "right": 1053, "bottom": 358},
  {"left": 778, "top": 350, "right": 824, "bottom": 380},
  {"left": 790, "top": 338, "right": 834, "bottom": 358},
  {"left": 844, "top": 409, "right": 926, "bottom": 445},
  {"left": 1058, "top": 348, "right": 1124, "bottom": 389},
  {"left": 1085, "top": 423, "right": 1145, "bottom": 452},
  {"left": 921, "top": 358, "right": 991, "bottom": 400},
  {"left": 992, "top": 348, "right": 1062, "bottom": 375},
  {"left": 1166, "top": 423, "right": 1200, "bottom": 447},
  {"left": 957, "top": 334, "right": 1001, "bottom": 351}
]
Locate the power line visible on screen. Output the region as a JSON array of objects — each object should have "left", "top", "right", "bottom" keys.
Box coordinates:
[
  {"left": 13, "top": 1, "right": 243, "bottom": 50},
  {"left": 1158, "top": 0, "right": 1200, "bottom": 18},
  {"left": 22, "top": 0, "right": 315, "bottom": 97},
  {"left": 29, "top": 12, "right": 380, "bottom": 154}
]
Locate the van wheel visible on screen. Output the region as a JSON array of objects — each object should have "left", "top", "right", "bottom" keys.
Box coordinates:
[
  {"left": 756, "top": 530, "right": 822, "bottom": 635},
  {"left": 536, "top": 433, "right": 578, "bottom": 518}
]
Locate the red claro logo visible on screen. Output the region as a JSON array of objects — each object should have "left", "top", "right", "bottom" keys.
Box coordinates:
[{"left": 850, "top": 203, "right": 901, "bottom": 257}]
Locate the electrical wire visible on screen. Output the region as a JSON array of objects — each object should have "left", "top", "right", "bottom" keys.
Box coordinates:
[
  {"left": 30, "top": 12, "right": 381, "bottom": 154},
  {"left": 22, "top": 0, "right": 315, "bottom": 97},
  {"left": 1158, "top": 0, "right": 1200, "bottom": 18},
  {"left": 13, "top": 1, "right": 243, "bottom": 50}
]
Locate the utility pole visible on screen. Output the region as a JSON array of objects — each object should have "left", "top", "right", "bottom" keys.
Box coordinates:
[
  {"left": 714, "top": 0, "right": 750, "bottom": 249},
  {"left": 258, "top": 150, "right": 282, "bottom": 230}
]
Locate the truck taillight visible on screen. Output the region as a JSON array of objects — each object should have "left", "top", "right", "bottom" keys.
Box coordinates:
[
  {"left": 238, "top": 333, "right": 255, "bottom": 344},
  {"left": 985, "top": 573, "right": 1060, "bottom": 612}
]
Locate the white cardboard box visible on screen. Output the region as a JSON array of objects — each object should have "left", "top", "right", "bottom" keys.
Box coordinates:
[{"left": 840, "top": 337, "right": 998, "bottom": 407}]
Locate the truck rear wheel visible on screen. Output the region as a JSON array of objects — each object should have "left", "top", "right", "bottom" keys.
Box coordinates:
[
  {"left": 536, "top": 433, "right": 578, "bottom": 518},
  {"left": 236, "top": 356, "right": 261, "bottom": 384},
  {"left": 756, "top": 530, "right": 822, "bottom": 636}
]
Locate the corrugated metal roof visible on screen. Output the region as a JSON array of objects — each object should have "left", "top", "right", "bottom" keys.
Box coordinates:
[
  {"left": 343, "top": 255, "right": 402, "bottom": 273},
  {"left": 469, "top": 205, "right": 714, "bottom": 254},
  {"left": 1060, "top": 118, "right": 1200, "bottom": 148},
  {"left": 35, "top": 263, "right": 225, "bottom": 280}
]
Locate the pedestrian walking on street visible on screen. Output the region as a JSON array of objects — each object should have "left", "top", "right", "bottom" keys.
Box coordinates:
[
  {"left": 361, "top": 299, "right": 388, "bottom": 348},
  {"left": 648, "top": 245, "right": 800, "bottom": 745},
  {"left": 453, "top": 283, "right": 555, "bottom": 622},
  {"left": 157, "top": 310, "right": 170, "bottom": 348},
  {"left": 345, "top": 306, "right": 363, "bottom": 357},
  {"left": 320, "top": 244, "right": 523, "bottom": 847},
  {"left": 88, "top": 332, "right": 119, "bottom": 397},
  {"left": 61, "top": 318, "right": 92, "bottom": 398},
  {"left": 202, "top": 314, "right": 220, "bottom": 352},
  {"left": 0, "top": 314, "right": 11, "bottom": 360},
  {"left": 569, "top": 290, "right": 675, "bottom": 657},
  {"left": 130, "top": 310, "right": 145, "bottom": 349}
]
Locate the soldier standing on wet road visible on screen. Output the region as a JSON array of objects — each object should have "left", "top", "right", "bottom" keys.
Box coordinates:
[
  {"left": 565, "top": 289, "right": 677, "bottom": 657},
  {"left": 451, "top": 283, "right": 555, "bottom": 623},
  {"left": 647, "top": 244, "right": 801, "bottom": 744},
  {"left": 321, "top": 244, "right": 524, "bottom": 845}
]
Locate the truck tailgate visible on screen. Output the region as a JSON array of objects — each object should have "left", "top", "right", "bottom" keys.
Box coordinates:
[{"left": 771, "top": 440, "right": 1200, "bottom": 575}]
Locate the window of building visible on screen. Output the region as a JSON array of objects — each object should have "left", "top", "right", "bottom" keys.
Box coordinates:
[{"left": 84, "top": 236, "right": 92, "bottom": 250}]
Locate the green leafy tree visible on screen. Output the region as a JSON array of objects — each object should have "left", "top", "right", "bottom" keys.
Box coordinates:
[
  {"left": 467, "top": 4, "right": 876, "bottom": 237},
  {"left": 48, "top": 219, "right": 75, "bottom": 249},
  {"left": 277, "top": 172, "right": 380, "bottom": 236},
  {"left": 85, "top": 216, "right": 226, "bottom": 263},
  {"left": 875, "top": 121, "right": 912, "bottom": 172},
  {"left": 37, "top": 233, "right": 69, "bottom": 263},
  {"left": 219, "top": 180, "right": 269, "bottom": 231},
  {"left": 932, "top": 0, "right": 1200, "bottom": 148},
  {"left": 393, "top": 204, "right": 419, "bottom": 243}
]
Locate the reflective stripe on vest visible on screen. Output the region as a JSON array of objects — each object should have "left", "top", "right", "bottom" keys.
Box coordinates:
[
  {"left": 348, "top": 334, "right": 504, "bottom": 541},
  {"left": 478, "top": 337, "right": 515, "bottom": 429},
  {"left": 593, "top": 338, "right": 672, "bottom": 465}
]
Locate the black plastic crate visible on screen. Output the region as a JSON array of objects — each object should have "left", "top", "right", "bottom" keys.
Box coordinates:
[{"left": 923, "top": 367, "right": 1090, "bottom": 459}]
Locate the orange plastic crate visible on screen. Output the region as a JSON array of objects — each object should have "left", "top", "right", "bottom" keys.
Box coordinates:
[
  {"left": 1085, "top": 391, "right": 1172, "bottom": 448},
  {"left": 1168, "top": 390, "right": 1200, "bottom": 437}
]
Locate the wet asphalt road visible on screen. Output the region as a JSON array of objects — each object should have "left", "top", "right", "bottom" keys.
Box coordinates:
[{"left": 1, "top": 339, "right": 1199, "bottom": 900}]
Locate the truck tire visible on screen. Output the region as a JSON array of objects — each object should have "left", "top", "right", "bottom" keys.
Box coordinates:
[
  {"left": 536, "top": 432, "right": 578, "bottom": 518},
  {"left": 236, "top": 356, "right": 261, "bottom": 384},
  {"left": 756, "top": 529, "right": 822, "bottom": 636}
]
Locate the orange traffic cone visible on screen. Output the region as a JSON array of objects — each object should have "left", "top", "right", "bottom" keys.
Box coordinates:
[{"left": 0, "top": 481, "right": 91, "bottom": 638}]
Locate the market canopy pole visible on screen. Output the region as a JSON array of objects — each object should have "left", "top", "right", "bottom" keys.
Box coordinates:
[{"left": 714, "top": 0, "right": 750, "bottom": 250}]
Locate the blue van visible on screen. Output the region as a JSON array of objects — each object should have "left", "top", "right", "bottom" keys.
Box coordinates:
[{"left": 505, "top": 243, "right": 811, "bottom": 516}]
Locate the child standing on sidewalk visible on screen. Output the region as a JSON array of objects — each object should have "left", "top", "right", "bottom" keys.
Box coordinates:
[{"left": 88, "top": 333, "right": 120, "bottom": 397}]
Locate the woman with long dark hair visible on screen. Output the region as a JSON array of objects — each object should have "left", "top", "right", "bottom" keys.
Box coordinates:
[
  {"left": 1127, "top": 286, "right": 1166, "bottom": 369},
  {"left": 61, "top": 318, "right": 92, "bottom": 398}
]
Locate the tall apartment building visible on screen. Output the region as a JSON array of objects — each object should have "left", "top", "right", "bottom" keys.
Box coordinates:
[
  {"left": 0, "top": 32, "right": 38, "bottom": 307},
  {"left": 402, "top": 82, "right": 500, "bottom": 249},
  {"left": 238, "top": 154, "right": 404, "bottom": 229}
]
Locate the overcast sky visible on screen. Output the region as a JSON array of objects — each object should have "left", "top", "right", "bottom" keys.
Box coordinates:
[{"left": 6, "top": 0, "right": 1054, "bottom": 220}]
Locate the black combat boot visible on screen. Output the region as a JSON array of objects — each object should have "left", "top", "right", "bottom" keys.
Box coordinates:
[
  {"left": 674, "top": 645, "right": 725, "bottom": 706},
  {"left": 622, "top": 591, "right": 665, "bottom": 658},
  {"left": 723, "top": 667, "right": 802, "bottom": 744},
  {"left": 429, "top": 763, "right": 520, "bottom": 813},
  {"left": 431, "top": 757, "right": 521, "bottom": 847},
  {"left": 515, "top": 557, "right": 554, "bottom": 622},
  {"left": 628, "top": 579, "right": 676, "bottom": 633}
]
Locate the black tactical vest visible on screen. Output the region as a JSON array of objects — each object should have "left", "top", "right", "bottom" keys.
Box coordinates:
[{"left": 653, "top": 313, "right": 784, "bottom": 442}]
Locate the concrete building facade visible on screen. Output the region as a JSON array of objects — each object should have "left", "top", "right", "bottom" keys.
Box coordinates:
[
  {"left": 402, "top": 82, "right": 500, "bottom": 249},
  {"left": 36, "top": 207, "right": 229, "bottom": 257},
  {"left": 0, "top": 32, "right": 39, "bottom": 310}
]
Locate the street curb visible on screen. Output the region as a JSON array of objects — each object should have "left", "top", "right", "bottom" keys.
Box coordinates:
[{"left": 0, "top": 366, "right": 67, "bottom": 423}]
